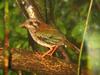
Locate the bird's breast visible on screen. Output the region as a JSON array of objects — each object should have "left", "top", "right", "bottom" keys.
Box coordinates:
[{"left": 29, "top": 30, "right": 52, "bottom": 48}]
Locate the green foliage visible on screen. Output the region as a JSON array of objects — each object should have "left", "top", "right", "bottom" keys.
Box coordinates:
[
  {"left": 71, "top": 19, "right": 85, "bottom": 43},
  {"left": 0, "top": 0, "right": 100, "bottom": 75}
]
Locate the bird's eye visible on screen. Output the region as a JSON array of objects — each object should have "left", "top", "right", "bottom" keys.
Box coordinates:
[
  {"left": 29, "top": 21, "right": 33, "bottom": 25},
  {"left": 28, "top": 19, "right": 39, "bottom": 29}
]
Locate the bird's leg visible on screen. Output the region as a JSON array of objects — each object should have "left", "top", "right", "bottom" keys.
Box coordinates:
[
  {"left": 48, "top": 45, "right": 58, "bottom": 56},
  {"left": 42, "top": 45, "right": 58, "bottom": 57}
]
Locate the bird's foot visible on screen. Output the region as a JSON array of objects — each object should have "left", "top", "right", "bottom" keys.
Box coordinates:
[{"left": 34, "top": 52, "right": 44, "bottom": 59}]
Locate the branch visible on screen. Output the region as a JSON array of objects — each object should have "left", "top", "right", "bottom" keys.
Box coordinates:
[{"left": 0, "top": 48, "right": 90, "bottom": 75}]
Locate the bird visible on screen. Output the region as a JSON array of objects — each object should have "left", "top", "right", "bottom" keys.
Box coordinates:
[{"left": 20, "top": 18, "right": 80, "bottom": 57}]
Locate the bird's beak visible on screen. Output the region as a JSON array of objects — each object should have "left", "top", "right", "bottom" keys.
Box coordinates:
[{"left": 19, "top": 24, "right": 25, "bottom": 28}]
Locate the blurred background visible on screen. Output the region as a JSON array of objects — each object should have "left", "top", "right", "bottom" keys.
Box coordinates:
[{"left": 0, "top": 0, "right": 100, "bottom": 75}]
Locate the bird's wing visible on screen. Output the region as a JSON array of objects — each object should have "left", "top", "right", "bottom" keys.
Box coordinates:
[{"left": 35, "top": 29, "right": 65, "bottom": 45}]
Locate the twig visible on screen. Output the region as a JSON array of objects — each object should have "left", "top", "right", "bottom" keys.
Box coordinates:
[
  {"left": 78, "top": 0, "right": 93, "bottom": 75},
  {"left": 3, "top": 0, "right": 10, "bottom": 75}
]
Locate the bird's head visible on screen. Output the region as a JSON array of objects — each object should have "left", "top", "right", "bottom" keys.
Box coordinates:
[{"left": 20, "top": 18, "right": 40, "bottom": 30}]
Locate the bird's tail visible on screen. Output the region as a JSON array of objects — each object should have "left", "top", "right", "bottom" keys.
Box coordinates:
[{"left": 64, "top": 39, "right": 80, "bottom": 55}]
